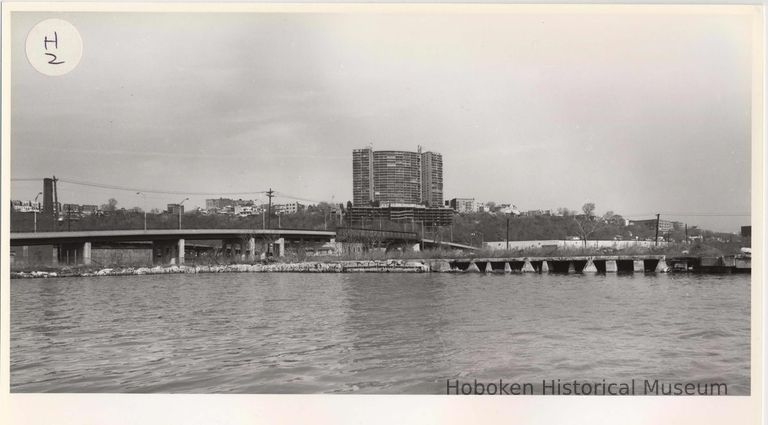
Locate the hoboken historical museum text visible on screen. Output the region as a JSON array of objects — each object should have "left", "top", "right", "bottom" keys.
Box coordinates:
[{"left": 446, "top": 379, "right": 729, "bottom": 395}]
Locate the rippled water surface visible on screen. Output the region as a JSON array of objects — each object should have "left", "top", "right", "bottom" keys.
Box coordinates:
[{"left": 11, "top": 273, "right": 750, "bottom": 394}]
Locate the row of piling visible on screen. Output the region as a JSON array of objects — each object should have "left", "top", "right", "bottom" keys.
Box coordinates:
[{"left": 445, "top": 258, "right": 670, "bottom": 273}]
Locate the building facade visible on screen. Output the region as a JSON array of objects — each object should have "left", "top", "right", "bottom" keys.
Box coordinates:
[
  {"left": 420, "top": 151, "right": 443, "bottom": 207},
  {"left": 167, "top": 204, "right": 184, "bottom": 215},
  {"left": 352, "top": 146, "right": 443, "bottom": 207},
  {"left": 273, "top": 202, "right": 304, "bottom": 215},
  {"left": 346, "top": 203, "right": 453, "bottom": 226},
  {"left": 206, "top": 198, "right": 236, "bottom": 211},
  {"left": 449, "top": 198, "right": 477, "bottom": 213},
  {"left": 352, "top": 148, "right": 375, "bottom": 206}
]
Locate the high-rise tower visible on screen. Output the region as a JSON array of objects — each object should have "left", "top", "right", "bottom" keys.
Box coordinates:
[{"left": 352, "top": 146, "right": 443, "bottom": 207}]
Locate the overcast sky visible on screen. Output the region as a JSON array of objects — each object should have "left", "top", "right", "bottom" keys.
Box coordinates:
[{"left": 10, "top": 9, "right": 754, "bottom": 231}]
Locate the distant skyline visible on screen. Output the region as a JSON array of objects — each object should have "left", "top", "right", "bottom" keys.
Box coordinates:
[{"left": 10, "top": 9, "right": 755, "bottom": 232}]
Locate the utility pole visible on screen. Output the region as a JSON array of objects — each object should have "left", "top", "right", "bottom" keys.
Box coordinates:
[
  {"left": 52, "top": 175, "right": 59, "bottom": 230},
  {"left": 655, "top": 213, "right": 661, "bottom": 246},
  {"left": 266, "top": 188, "right": 275, "bottom": 229},
  {"left": 685, "top": 223, "right": 689, "bottom": 244},
  {"left": 506, "top": 215, "right": 510, "bottom": 250}
]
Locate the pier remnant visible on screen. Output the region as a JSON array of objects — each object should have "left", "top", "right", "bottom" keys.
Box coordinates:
[
  {"left": 467, "top": 262, "right": 480, "bottom": 272},
  {"left": 633, "top": 260, "right": 644, "bottom": 272},
  {"left": 541, "top": 260, "right": 549, "bottom": 273},
  {"left": 485, "top": 262, "right": 493, "bottom": 273},
  {"left": 583, "top": 259, "right": 597, "bottom": 273},
  {"left": 567, "top": 262, "right": 576, "bottom": 274},
  {"left": 504, "top": 262, "right": 512, "bottom": 273},
  {"left": 605, "top": 260, "right": 617, "bottom": 272},
  {"left": 522, "top": 259, "right": 535, "bottom": 273},
  {"left": 655, "top": 257, "right": 669, "bottom": 273}
]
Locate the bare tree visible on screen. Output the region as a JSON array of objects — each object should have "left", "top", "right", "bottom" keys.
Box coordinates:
[{"left": 574, "top": 202, "right": 601, "bottom": 247}]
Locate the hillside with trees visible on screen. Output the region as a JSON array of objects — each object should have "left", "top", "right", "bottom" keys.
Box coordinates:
[{"left": 11, "top": 200, "right": 742, "bottom": 249}]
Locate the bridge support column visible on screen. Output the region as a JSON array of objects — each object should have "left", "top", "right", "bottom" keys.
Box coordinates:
[
  {"left": 51, "top": 245, "right": 59, "bottom": 267},
  {"left": 655, "top": 257, "right": 669, "bottom": 273},
  {"left": 82, "top": 242, "right": 92, "bottom": 266},
  {"left": 583, "top": 259, "right": 597, "bottom": 273},
  {"left": 521, "top": 260, "right": 535, "bottom": 273},
  {"left": 177, "top": 239, "right": 185, "bottom": 265},
  {"left": 567, "top": 262, "right": 576, "bottom": 274},
  {"left": 484, "top": 262, "right": 493, "bottom": 273},
  {"left": 633, "top": 260, "right": 644, "bottom": 272},
  {"left": 247, "top": 237, "right": 256, "bottom": 262},
  {"left": 605, "top": 260, "right": 617, "bottom": 273},
  {"left": 541, "top": 260, "right": 549, "bottom": 273},
  {"left": 467, "top": 262, "right": 480, "bottom": 273},
  {"left": 504, "top": 262, "right": 512, "bottom": 273},
  {"left": 275, "top": 238, "right": 285, "bottom": 257}
]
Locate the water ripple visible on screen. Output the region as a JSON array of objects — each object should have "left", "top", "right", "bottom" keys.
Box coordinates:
[{"left": 11, "top": 273, "right": 750, "bottom": 394}]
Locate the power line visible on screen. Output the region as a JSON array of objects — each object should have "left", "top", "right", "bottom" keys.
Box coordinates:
[
  {"left": 274, "top": 191, "right": 327, "bottom": 204},
  {"left": 623, "top": 212, "right": 750, "bottom": 218},
  {"left": 10, "top": 178, "right": 46, "bottom": 182},
  {"left": 18, "top": 177, "right": 271, "bottom": 197},
  {"left": 13, "top": 177, "right": 330, "bottom": 203}
]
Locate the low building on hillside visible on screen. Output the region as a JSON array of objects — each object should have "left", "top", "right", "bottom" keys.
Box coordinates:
[
  {"left": 448, "top": 198, "right": 478, "bottom": 213},
  {"left": 274, "top": 202, "right": 305, "bottom": 215}
]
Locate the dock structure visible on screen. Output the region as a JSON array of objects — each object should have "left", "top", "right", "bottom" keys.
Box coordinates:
[
  {"left": 445, "top": 255, "right": 667, "bottom": 273},
  {"left": 440, "top": 254, "right": 750, "bottom": 274}
]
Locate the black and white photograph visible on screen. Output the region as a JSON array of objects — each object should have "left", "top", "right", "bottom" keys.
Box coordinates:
[{"left": 1, "top": 2, "right": 763, "bottom": 423}]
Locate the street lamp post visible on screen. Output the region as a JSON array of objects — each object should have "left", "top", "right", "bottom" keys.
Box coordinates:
[
  {"left": 178, "top": 198, "right": 189, "bottom": 230},
  {"left": 136, "top": 192, "right": 147, "bottom": 231},
  {"left": 33, "top": 192, "right": 42, "bottom": 233}
]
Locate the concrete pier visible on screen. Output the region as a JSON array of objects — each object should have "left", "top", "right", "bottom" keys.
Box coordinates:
[
  {"left": 504, "top": 262, "right": 512, "bottom": 273},
  {"left": 567, "top": 262, "right": 576, "bottom": 274},
  {"left": 521, "top": 260, "right": 535, "bottom": 273},
  {"left": 485, "top": 262, "right": 493, "bottom": 273},
  {"left": 467, "top": 262, "right": 480, "bottom": 272},
  {"left": 655, "top": 258, "right": 668, "bottom": 272},
  {"left": 541, "top": 260, "right": 549, "bottom": 273},
  {"left": 583, "top": 259, "right": 598, "bottom": 273},
  {"left": 633, "top": 260, "right": 644, "bottom": 272},
  {"left": 605, "top": 260, "right": 617, "bottom": 273}
]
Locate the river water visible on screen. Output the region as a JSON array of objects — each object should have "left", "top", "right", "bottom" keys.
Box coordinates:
[{"left": 11, "top": 273, "right": 750, "bottom": 394}]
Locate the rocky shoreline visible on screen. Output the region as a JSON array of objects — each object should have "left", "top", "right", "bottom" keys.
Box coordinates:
[{"left": 10, "top": 259, "right": 445, "bottom": 278}]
